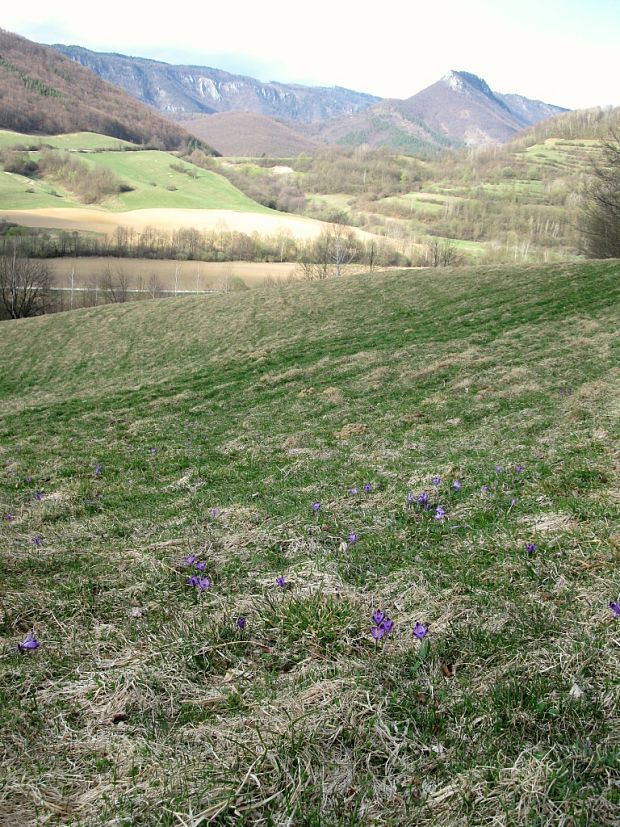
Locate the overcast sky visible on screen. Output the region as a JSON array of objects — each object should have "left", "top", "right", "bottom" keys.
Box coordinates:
[{"left": 4, "top": 0, "right": 619, "bottom": 109}]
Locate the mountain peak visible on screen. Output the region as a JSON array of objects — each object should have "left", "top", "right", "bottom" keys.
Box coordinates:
[{"left": 441, "top": 70, "right": 495, "bottom": 99}]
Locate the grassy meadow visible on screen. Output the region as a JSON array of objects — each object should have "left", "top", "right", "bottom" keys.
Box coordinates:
[
  {"left": 1, "top": 260, "right": 620, "bottom": 825},
  {"left": 0, "top": 131, "right": 135, "bottom": 151},
  {"left": 0, "top": 129, "right": 274, "bottom": 215}
]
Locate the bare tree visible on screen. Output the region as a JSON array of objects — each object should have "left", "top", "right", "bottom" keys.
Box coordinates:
[
  {"left": 0, "top": 247, "right": 54, "bottom": 318},
  {"left": 327, "top": 224, "right": 360, "bottom": 277},
  {"left": 426, "top": 238, "right": 463, "bottom": 267},
  {"left": 147, "top": 273, "right": 162, "bottom": 299},
  {"left": 297, "top": 224, "right": 361, "bottom": 281},
  {"left": 101, "top": 261, "right": 130, "bottom": 303},
  {"left": 579, "top": 131, "right": 620, "bottom": 258}
]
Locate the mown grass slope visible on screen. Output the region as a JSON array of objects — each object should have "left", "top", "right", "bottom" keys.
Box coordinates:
[
  {"left": 0, "top": 129, "right": 275, "bottom": 215},
  {"left": 1, "top": 262, "right": 620, "bottom": 825}
]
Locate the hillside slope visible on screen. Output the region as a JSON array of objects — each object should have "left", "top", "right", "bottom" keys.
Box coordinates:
[
  {"left": 1, "top": 262, "right": 619, "bottom": 825},
  {"left": 0, "top": 29, "right": 213, "bottom": 151},
  {"left": 176, "top": 111, "right": 321, "bottom": 156}
]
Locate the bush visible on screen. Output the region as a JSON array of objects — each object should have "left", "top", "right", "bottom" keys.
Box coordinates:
[
  {"left": 2, "top": 149, "right": 39, "bottom": 176},
  {"left": 38, "top": 150, "right": 125, "bottom": 204}
]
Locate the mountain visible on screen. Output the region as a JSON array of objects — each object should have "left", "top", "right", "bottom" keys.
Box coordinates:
[
  {"left": 310, "top": 71, "right": 568, "bottom": 153},
  {"left": 52, "top": 45, "right": 381, "bottom": 122},
  {"left": 395, "top": 71, "right": 568, "bottom": 145},
  {"left": 175, "top": 112, "right": 321, "bottom": 156},
  {"left": 0, "top": 30, "right": 213, "bottom": 151},
  {"left": 49, "top": 44, "right": 569, "bottom": 155}
]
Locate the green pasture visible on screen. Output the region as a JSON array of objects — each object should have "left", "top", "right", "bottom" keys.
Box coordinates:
[{"left": 1, "top": 260, "right": 619, "bottom": 824}]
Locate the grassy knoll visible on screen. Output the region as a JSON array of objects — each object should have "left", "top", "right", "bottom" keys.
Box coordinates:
[
  {"left": 1, "top": 261, "right": 620, "bottom": 825},
  {"left": 75, "top": 151, "right": 272, "bottom": 212},
  {"left": 0, "top": 130, "right": 136, "bottom": 150},
  {"left": 0, "top": 169, "right": 82, "bottom": 210}
]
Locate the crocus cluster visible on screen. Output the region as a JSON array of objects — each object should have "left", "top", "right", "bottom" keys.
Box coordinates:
[
  {"left": 371, "top": 610, "right": 394, "bottom": 641},
  {"left": 526, "top": 542, "right": 537, "bottom": 555},
  {"left": 187, "top": 575, "right": 211, "bottom": 591},
  {"left": 183, "top": 555, "right": 211, "bottom": 591}
]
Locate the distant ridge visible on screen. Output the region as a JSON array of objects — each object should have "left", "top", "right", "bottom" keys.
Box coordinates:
[
  {"left": 49, "top": 43, "right": 569, "bottom": 155},
  {"left": 53, "top": 44, "right": 380, "bottom": 122},
  {"left": 0, "top": 29, "right": 215, "bottom": 151}
]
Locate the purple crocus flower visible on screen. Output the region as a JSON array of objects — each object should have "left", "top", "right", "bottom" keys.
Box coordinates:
[
  {"left": 18, "top": 632, "right": 40, "bottom": 651},
  {"left": 348, "top": 487, "right": 359, "bottom": 496},
  {"left": 407, "top": 491, "right": 414, "bottom": 506},
  {"left": 432, "top": 475, "right": 441, "bottom": 486},
  {"left": 276, "top": 575, "right": 286, "bottom": 587},
  {"left": 510, "top": 498, "right": 517, "bottom": 507},
  {"left": 35, "top": 491, "right": 44, "bottom": 501},
  {"left": 348, "top": 532, "right": 358, "bottom": 544},
  {"left": 418, "top": 491, "right": 429, "bottom": 506},
  {"left": 236, "top": 616, "right": 246, "bottom": 630},
  {"left": 187, "top": 575, "right": 200, "bottom": 587},
  {"left": 526, "top": 543, "right": 537, "bottom": 555},
  {"left": 363, "top": 483, "right": 372, "bottom": 493},
  {"left": 382, "top": 618, "right": 394, "bottom": 634},
  {"left": 210, "top": 508, "right": 220, "bottom": 518},
  {"left": 25, "top": 476, "right": 33, "bottom": 484},
  {"left": 312, "top": 501, "right": 321, "bottom": 512},
  {"left": 4, "top": 514, "right": 13, "bottom": 521},
  {"left": 481, "top": 485, "right": 490, "bottom": 494},
  {"left": 94, "top": 464, "right": 102, "bottom": 476},
  {"left": 182, "top": 554, "right": 197, "bottom": 566},
  {"left": 495, "top": 465, "right": 503, "bottom": 473},
  {"left": 515, "top": 464, "right": 524, "bottom": 473},
  {"left": 371, "top": 625, "right": 386, "bottom": 641},
  {"left": 372, "top": 609, "right": 385, "bottom": 626},
  {"left": 413, "top": 622, "right": 428, "bottom": 640},
  {"left": 33, "top": 536, "right": 42, "bottom": 547},
  {"left": 609, "top": 601, "right": 620, "bottom": 617},
  {"left": 197, "top": 577, "right": 211, "bottom": 591},
  {"left": 195, "top": 560, "right": 207, "bottom": 571},
  {"left": 453, "top": 480, "right": 461, "bottom": 491},
  {"left": 435, "top": 506, "right": 446, "bottom": 521}
]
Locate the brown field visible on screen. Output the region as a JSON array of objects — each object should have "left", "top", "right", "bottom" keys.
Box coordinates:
[
  {"left": 45, "top": 257, "right": 301, "bottom": 290},
  {"left": 0, "top": 207, "right": 371, "bottom": 241}
]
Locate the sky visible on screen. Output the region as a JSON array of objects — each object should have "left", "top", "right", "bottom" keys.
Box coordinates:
[{"left": 4, "top": 0, "right": 620, "bottom": 109}]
